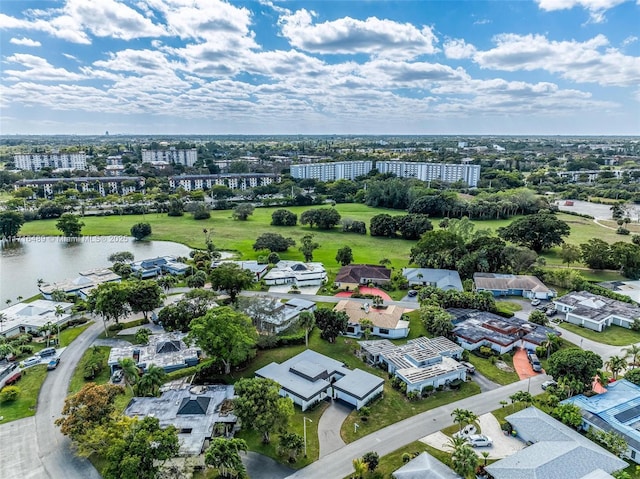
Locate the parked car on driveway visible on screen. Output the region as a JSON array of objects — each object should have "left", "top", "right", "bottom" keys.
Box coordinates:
[
  {"left": 111, "top": 369, "right": 124, "bottom": 383},
  {"left": 541, "top": 379, "right": 557, "bottom": 390},
  {"left": 467, "top": 434, "right": 493, "bottom": 447},
  {"left": 4, "top": 371, "right": 22, "bottom": 386},
  {"left": 460, "top": 361, "right": 475, "bottom": 374},
  {"left": 47, "top": 358, "right": 60, "bottom": 370},
  {"left": 407, "top": 290, "right": 418, "bottom": 297},
  {"left": 531, "top": 298, "right": 541, "bottom": 306},
  {"left": 21, "top": 356, "right": 40, "bottom": 368}
]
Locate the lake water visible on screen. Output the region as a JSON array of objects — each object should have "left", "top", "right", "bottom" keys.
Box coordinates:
[{"left": 0, "top": 237, "right": 193, "bottom": 304}]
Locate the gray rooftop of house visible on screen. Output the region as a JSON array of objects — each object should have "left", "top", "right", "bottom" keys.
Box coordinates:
[
  {"left": 0, "top": 300, "right": 74, "bottom": 333},
  {"left": 239, "top": 296, "right": 315, "bottom": 328},
  {"left": 393, "top": 452, "right": 462, "bottom": 479},
  {"left": 555, "top": 291, "right": 640, "bottom": 321},
  {"left": 473, "top": 273, "right": 551, "bottom": 294},
  {"left": 124, "top": 384, "right": 236, "bottom": 455},
  {"left": 402, "top": 268, "right": 463, "bottom": 291},
  {"left": 108, "top": 332, "right": 200, "bottom": 370},
  {"left": 485, "top": 407, "right": 627, "bottom": 479},
  {"left": 332, "top": 368, "right": 383, "bottom": 400}
]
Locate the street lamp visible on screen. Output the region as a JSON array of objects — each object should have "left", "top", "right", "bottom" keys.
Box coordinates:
[{"left": 303, "top": 416, "right": 313, "bottom": 458}]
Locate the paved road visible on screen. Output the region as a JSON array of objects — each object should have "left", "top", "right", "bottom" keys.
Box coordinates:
[
  {"left": 285, "top": 374, "right": 549, "bottom": 479},
  {"left": 554, "top": 323, "right": 628, "bottom": 361},
  {"left": 317, "top": 401, "right": 351, "bottom": 457},
  {"left": 471, "top": 371, "right": 500, "bottom": 392},
  {"left": 242, "top": 451, "right": 294, "bottom": 479}
]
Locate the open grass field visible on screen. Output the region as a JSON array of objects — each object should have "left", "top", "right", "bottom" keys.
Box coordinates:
[
  {"left": 559, "top": 322, "right": 640, "bottom": 346},
  {"left": 0, "top": 364, "right": 47, "bottom": 422}
]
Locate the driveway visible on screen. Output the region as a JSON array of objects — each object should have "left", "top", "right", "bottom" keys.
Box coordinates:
[
  {"left": 335, "top": 287, "right": 392, "bottom": 301},
  {"left": 512, "top": 348, "right": 541, "bottom": 380},
  {"left": 471, "top": 372, "right": 500, "bottom": 392},
  {"left": 242, "top": 451, "right": 293, "bottom": 479},
  {"left": 554, "top": 323, "right": 627, "bottom": 361},
  {"left": 317, "top": 401, "right": 351, "bottom": 457}
]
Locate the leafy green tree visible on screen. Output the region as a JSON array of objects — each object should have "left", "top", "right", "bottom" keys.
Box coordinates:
[
  {"left": 187, "top": 270, "right": 207, "bottom": 288},
  {"left": 167, "top": 198, "right": 184, "bottom": 216},
  {"left": 279, "top": 432, "right": 305, "bottom": 462},
  {"left": 587, "top": 428, "right": 629, "bottom": 458},
  {"left": 205, "top": 438, "right": 248, "bottom": 478},
  {"left": 420, "top": 305, "right": 454, "bottom": 338},
  {"left": 300, "top": 208, "right": 341, "bottom": 229},
  {"left": 271, "top": 209, "right": 298, "bottom": 226},
  {"left": 136, "top": 365, "right": 166, "bottom": 397},
  {"left": 336, "top": 246, "right": 354, "bottom": 266},
  {"left": 560, "top": 243, "right": 582, "bottom": 267},
  {"left": 606, "top": 355, "right": 627, "bottom": 380},
  {"left": 551, "top": 403, "right": 583, "bottom": 429},
  {"left": 623, "top": 344, "right": 640, "bottom": 367},
  {"left": 397, "top": 214, "right": 433, "bottom": 240},
  {"left": 103, "top": 416, "right": 179, "bottom": 479},
  {"left": 130, "top": 222, "right": 152, "bottom": 240},
  {"left": 497, "top": 212, "right": 570, "bottom": 253},
  {"left": 362, "top": 451, "right": 379, "bottom": 472},
  {"left": 299, "top": 234, "right": 320, "bottom": 262},
  {"left": 0, "top": 386, "right": 20, "bottom": 402},
  {"left": 580, "top": 239, "right": 615, "bottom": 270},
  {"left": 233, "top": 377, "right": 294, "bottom": 444},
  {"left": 192, "top": 202, "right": 211, "bottom": 220},
  {"left": 187, "top": 306, "right": 257, "bottom": 374},
  {"left": 314, "top": 308, "right": 348, "bottom": 343},
  {"left": 547, "top": 348, "right": 603, "bottom": 389},
  {"left": 352, "top": 458, "right": 368, "bottom": 478},
  {"left": 134, "top": 327, "right": 151, "bottom": 345},
  {"left": 127, "top": 280, "right": 163, "bottom": 321},
  {"left": 610, "top": 242, "right": 640, "bottom": 279},
  {"left": 369, "top": 214, "right": 399, "bottom": 237},
  {"left": 446, "top": 436, "right": 479, "bottom": 478},
  {"left": 410, "top": 230, "right": 465, "bottom": 269},
  {"left": 232, "top": 203, "right": 255, "bottom": 221},
  {"left": 528, "top": 309, "right": 548, "bottom": 326},
  {"left": 89, "top": 282, "right": 131, "bottom": 331},
  {"left": 108, "top": 251, "right": 134, "bottom": 263},
  {"left": 342, "top": 219, "right": 367, "bottom": 234},
  {"left": 157, "top": 289, "right": 217, "bottom": 332},
  {"left": 118, "top": 357, "right": 140, "bottom": 395},
  {"left": 0, "top": 211, "right": 25, "bottom": 241},
  {"left": 56, "top": 213, "right": 85, "bottom": 237},
  {"left": 298, "top": 311, "right": 315, "bottom": 348},
  {"left": 209, "top": 263, "right": 255, "bottom": 303},
  {"left": 253, "top": 233, "right": 296, "bottom": 252}
]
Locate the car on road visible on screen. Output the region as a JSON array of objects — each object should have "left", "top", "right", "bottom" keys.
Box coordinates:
[
  {"left": 467, "top": 434, "right": 493, "bottom": 447},
  {"left": 460, "top": 361, "right": 475, "bottom": 374},
  {"left": 531, "top": 298, "right": 541, "bottom": 306},
  {"left": 111, "top": 369, "right": 124, "bottom": 383},
  {"left": 541, "top": 379, "right": 557, "bottom": 390},
  {"left": 47, "top": 358, "right": 60, "bottom": 370},
  {"left": 4, "top": 371, "right": 22, "bottom": 386},
  {"left": 21, "top": 356, "right": 40, "bottom": 368},
  {"left": 407, "top": 290, "right": 418, "bottom": 297}
]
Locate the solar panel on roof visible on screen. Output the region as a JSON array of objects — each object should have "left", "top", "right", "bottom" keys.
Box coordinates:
[{"left": 614, "top": 405, "right": 640, "bottom": 423}]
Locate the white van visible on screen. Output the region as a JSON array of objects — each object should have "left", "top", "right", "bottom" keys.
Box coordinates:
[{"left": 21, "top": 356, "right": 41, "bottom": 368}]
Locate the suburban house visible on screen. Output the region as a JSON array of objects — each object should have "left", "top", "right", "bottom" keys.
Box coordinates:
[
  {"left": 598, "top": 280, "right": 640, "bottom": 303},
  {"left": 485, "top": 407, "right": 627, "bottom": 479},
  {"left": 473, "top": 273, "right": 554, "bottom": 299},
  {"left": 563, "top": 379, "right": 640, "bottom": 463},
  {"left": 334, "top": 264, "right": 391, "bottom": 290},
  {"left": 255, "top": 349, "right": 383, "bottom": 410},
  {"left": 0, "top": 300, "right": 74, "bottom": 338},
  {"left": 213, "top": 260, "right": 268, "bottom": 281},
  {"left": 359, "top": 337, "right": 466, "bottom": 394},
  {"left": 125, "top": 384, "right": 237, "bottom": 456},
  {"left": 336, "top": 300, "right": 410, "bottom": 339},
  {"left": 239, "top": 296, "right": 316, "bottom": 334},
  {"left": 554, "top": 291, "right": 640, "bottom": 332},
  {"left": 393, "top": 452, "right": 462, "bottom": 479},
  {"left": 402, "top": 268, "right": 463, "bottom": 291},
  {"left": 262, "top": 260, "right": 327, "bottom": 287},
  {"left": 448, "top": 308, "right": 560, "bottom": 354},
  {"left": 39, "top": 268, "right": 121, "bottom": 299},
  {"left": 108, "top": 332, "right": 200, "bottom": 374},
  {"left": 130, "top": 256, "right": 190, "bottom": 278}
]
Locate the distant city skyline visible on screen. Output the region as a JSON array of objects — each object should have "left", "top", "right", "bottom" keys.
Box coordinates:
[{"left": 1, "top": 0, "right": 639, "bottom": 136}]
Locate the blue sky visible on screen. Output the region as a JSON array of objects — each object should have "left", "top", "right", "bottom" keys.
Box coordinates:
[{"left": 1, "top": 0, "right": 639, "bottom": 135}]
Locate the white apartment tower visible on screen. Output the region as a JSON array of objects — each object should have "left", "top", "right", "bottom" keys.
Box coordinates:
[
  {"left": 14, "top": 152, "right": 87, "bottom": 171},
  {"left": 376, "top": 161, "right": 481, "bottom": 187},
  {"left": 141, "top": 147, "right": 198, "bottom": 167},
  {"left": 290, "top": 161, "right": 373, "bottom": 181}
]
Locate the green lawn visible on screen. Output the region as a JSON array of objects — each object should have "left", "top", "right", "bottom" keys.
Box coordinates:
[
  {"left": 0, "top": 365, "right": 48, "bottom": 422},
  {"left": 69, "top": 346, "right": 112, "bottom": 394},
  {"left": 559, "top": 322, "right": 640, "bottom": 346},
  {"left": 495, "top": 301, "right": 523, "bottom": 313},
  {"left": 466, "top": 354, "right": 520, "bottom": 386},
  {"left": 59, "top": 322, "right": 92, "bottom": 347}
]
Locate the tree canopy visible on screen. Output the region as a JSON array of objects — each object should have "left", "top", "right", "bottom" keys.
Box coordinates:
[
  {"left": 232, "top": 203, "right": 255, "bottom": 221},
  {"left": 271, "top": 209, "right": 298, "bottom": 226},
  {"left": 0, "top": 211, "right": 25, "bottom": 241},
  {"left": 130, "top": 222, "right": 152, "bottom": 240},
  {"left": 498, "top": 211, "right": 570, "bottom": 253},
  {"left": 547, "top": 348, "right": 603, "bottom": 389},
  {"left": 209, "top": 262, "right": 256, "bottom": 302},
  {"left": 300, "top": 208, "right": 341, "bottom": 229},
  {"left": 56, "top": 213, "right": 85, "bottom": 237},
  {"left": 253, "top": 232, "right": 296, "bottom": 252},
  {"left": 314, "top": 308, "right": 348, "bottom": 343}
]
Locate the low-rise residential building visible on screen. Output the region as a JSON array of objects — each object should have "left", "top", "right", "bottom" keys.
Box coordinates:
[
  {"left": 255, "top": 349, "right": 383, "bottom": 410},
  {"left": 0, "top": 300, "right": 74, "bottom": 338},
  {"left": 213, "top": 260, "right": 268, "bottom": 281},
  {"left": 108, "top": 333, "right": 201, "bottom": 374},
  {"left": 130, "top": 256, "right": 190, "bottom": 278},
  {"left": 449, "top": 308, "right": 559, "bottom": 354},
  {"left": 263, "top": 261, "right": 327, "bottom": 287},
  {"left": 168, "top": 173, "right": 280, "bottom": 191},
  {"left": 15, "top": 176, "right": 145, "bottom": 198},
  {"left": 485, "top": 407, "right": 627, "bottom": 479},
  {"left": 473, "top": 273, "right": 554, "bottom": 299},
  {"left": 334, "top": 264, "right": 391, "bottom": 290},
  {"left": 598, "top": 281, "right": 640, "bottom": 303},
  {"left": 39, "top": 268, "right": 121, "bottom": 299},
  {"left": 554, "top": 291, "right": 640, "bottom": 332},
  {"left": 239, "top": 296, "right": 316, "bottom": 334},
  {"left": 402, "top": 268, "right": 463, "bottom": 291},
  {"left": 563, "top": 379, "right": 640, "bottom": 463},
  {"left": 125, "top": 384, "right": 237, "bottom": 455},
  {"left": 336, "top": 300, "right": 410, "bottom": 339},
  {"left": 359, "top": 337, "right": 465, "bottom": 394},
  {"left": 393, "top": 452, "right": 462, "bottom": 479}
]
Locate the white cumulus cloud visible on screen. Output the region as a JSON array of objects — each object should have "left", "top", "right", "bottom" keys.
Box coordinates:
[
  {"left": 536, "top": 0, "right": 627, "bottom": 22},
  {"left": 9, "top": 37, "right": 41, "bottom": 47}
]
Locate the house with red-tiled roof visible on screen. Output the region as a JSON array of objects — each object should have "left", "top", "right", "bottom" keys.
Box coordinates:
[{"left": 334, "top": 264, "right": 391, "bottom": 290}]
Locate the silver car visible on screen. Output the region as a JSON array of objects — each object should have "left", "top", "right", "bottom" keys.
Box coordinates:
[{"left": 467, "top": 434, "right": 493, "bottom": 447}]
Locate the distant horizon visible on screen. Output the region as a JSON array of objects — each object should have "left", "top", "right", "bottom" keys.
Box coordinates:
[{"left": 1, "top": 1, "right": 639, "bottom": 135}]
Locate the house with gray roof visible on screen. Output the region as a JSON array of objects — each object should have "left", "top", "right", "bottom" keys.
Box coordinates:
[
  {"left": 563, "top": 379, "right": 640, "bottom": 463},
  {"left": 402, "top": 268, "right": 463, "bottom": 291},
  {"left": 0, "top": 300, "right": 74, "bottom": 338},
  {"left": 125, "top": 384, "right": 236, "bottom": 455},
  {"left": 485, "top": 407, "right": 627, "bottom": 479},
  {"left": 214, "top": 260, "right": 268, "bottom": 281},
  {"left": 555, "top": 291, "right": 640, "bottom": 331},
  {"left": 255, "top": 349, "right": 383, "bottom": 410},
  {"left": 473, "top": 272, "right": 554, "bottom": 299},
  {"left": 393, "top": 452, "right": 462, "bottom": 479},
  {"left": 39, "top": 268, "right": 121, "bottom": 299},
  {"left": 130, "top": 256, "right": 190, "bottom": 278},
  {"left": 263, "top": 260, "right": 327, "bottom": 287},
  {"left": 448, "top": 308, "right": 560, "bottom": 354},
  {"left": 359, "top": 337, "right": 465, "bottom": 393},
  {"left": 239, "top": 296, "right": 316, "bottom": 334}
]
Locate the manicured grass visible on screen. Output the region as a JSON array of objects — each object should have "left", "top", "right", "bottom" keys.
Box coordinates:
[
  {"left": 370, "top": 440, "right": 431, "bottom": 478},
  {"left": 236, "top": 401, "right": 329, "bottom": 469},
  {"left": 0, "top": 365, "right": 47, "bottom": 422},
  {"left": 59, "top": 322, "right": 92, "bottom": 347},
  {"left": 400, "top": 309, "right": 429, "bottom": 341},
  {"left": 466, "top": 354, "right": 520, "bottom": 386},
  {"left": 559, "top": 322, "right": 640, "bottom": 346},
  {"left": 69, "top": 346, "right": 111, "bottom": 394},
  {"left": 495, "top": 301, "right": 523, "bottom": 313},
  {"left": 341, "top": 381, "right": 481, "bottom": 444}
]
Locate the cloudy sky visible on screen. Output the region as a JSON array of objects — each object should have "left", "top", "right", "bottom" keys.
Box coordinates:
[{"left": 1, "top": 0, "right": 639, "bottom": 135}]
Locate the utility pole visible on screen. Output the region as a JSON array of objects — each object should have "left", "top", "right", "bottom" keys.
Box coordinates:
[{"left": 303, "top": 416, "right": 313, "bottom": 457}]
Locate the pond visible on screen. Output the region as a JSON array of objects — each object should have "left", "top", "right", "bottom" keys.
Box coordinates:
[{"left": 0, "top": 237, "right": 193, "bottom": 304}]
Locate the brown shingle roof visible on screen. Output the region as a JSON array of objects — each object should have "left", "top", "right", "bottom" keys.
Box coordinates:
[
  {"left": 335, "top": 264, "right": 391, "bottom": 283},
  {"left": 334, "top": 299, "right": 405, "bottom": 329}
]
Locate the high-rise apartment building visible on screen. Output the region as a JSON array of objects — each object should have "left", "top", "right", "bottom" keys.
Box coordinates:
[
  {"left": 290, "top": 161, "right": 373, "bottom": 181},
  {"left": 141, "top": 147, "right": 198, "bottom": 167},
  {"left": 376, "top": 161, "right": 481, "bottom": 187},
  {"left": 14, "top": 152, "right": 87, "bottom": 171}
]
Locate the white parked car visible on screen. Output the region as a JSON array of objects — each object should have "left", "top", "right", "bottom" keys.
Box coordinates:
[
  {"left": 531, "top": 298, "right": 541, "bottom": 306},
  {"left": 453, "top": 424, "right": 477, "bottom": 439},
  {"left": 21, "top": 356, "right": 41, "bottom": 368},
  {"left": 467, "top": 434, "right": 493, "bottom": 447},
  {"left": 542, "top": 379, "right": 558, "bottom": 390}
]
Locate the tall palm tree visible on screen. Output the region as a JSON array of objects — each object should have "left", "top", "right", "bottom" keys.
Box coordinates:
[
  {"left": 298, "top": 311, "right": 315, "bottom": 348},
  {"left": 451, "top": 408, "right": 468, "bottom": 432},
  {"left": 352, "top": 458, "right": 368, "bottom": 479},
  {"left": 446, "top": 436, "right": 478, "bottom": 478},
  {"left": 39, "top": 321, "right": 54, "bottom": 347},
  {"left": 137, "top": 365, "right": 166, "bottom": 397},
  {"left": 606, "top": 355, "right": 627, "bottom": 380},
  {"left": 623, "top": 344, "right": 640, "bottom": 368},
  {"left": 204, "top": 438, "right": 248, "bottom": 479},
  {"left": 118, "top": 358, "right": 140, "bottom": 394},
  {"left": 481, "top": 451, "right": 490, "bottom": 466},
  {"left": 542, "top": 333, "right": 560, "bottom": 360}
]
